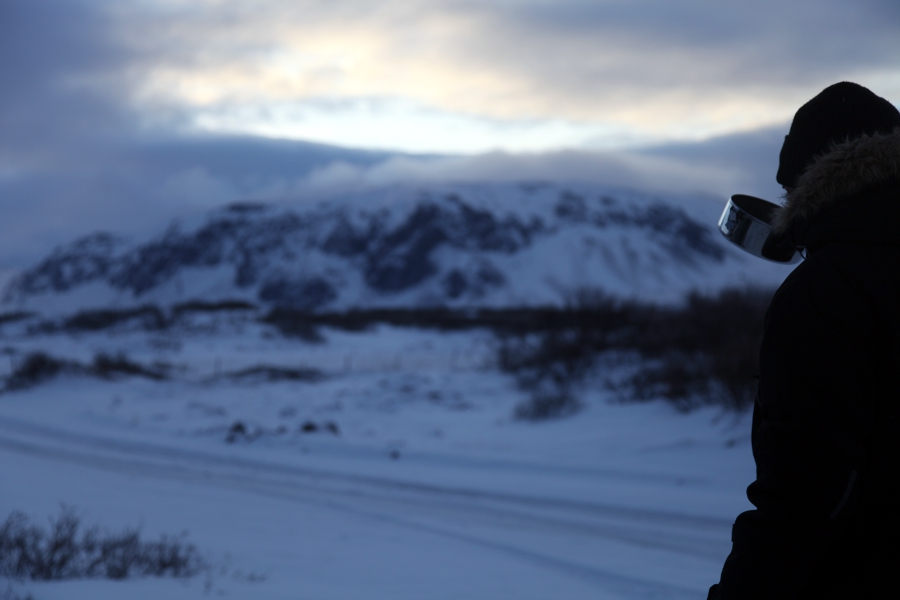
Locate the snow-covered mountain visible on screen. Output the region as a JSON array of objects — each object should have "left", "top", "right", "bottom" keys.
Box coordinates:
[{"left": 2, "top": 182, "right": 794, "bottom": 313}]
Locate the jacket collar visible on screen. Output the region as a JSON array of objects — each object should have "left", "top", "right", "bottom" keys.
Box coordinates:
[{"left": 773, "top": 128, "right": 900, "bottom": 236}]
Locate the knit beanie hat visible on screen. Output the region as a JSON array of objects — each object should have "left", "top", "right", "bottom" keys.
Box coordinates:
[{"left": 776, "top": 82, "right": 900, "bottom": 189}]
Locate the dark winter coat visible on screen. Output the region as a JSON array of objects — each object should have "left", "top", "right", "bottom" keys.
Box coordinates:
[{"left": 710, "top": 129, "right": 900, "bottom": 599}]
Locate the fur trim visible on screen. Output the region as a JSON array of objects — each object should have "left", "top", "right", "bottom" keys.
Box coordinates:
[{"left": 773, "top": 128, "right": 900, "bottom": 234}]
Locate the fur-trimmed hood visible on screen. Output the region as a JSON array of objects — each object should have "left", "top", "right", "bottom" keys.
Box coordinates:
[{"left": 773, "top": 128, "right": 900, "bottom": 235}]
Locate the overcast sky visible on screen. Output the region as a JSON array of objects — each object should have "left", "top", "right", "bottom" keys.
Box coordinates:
[{"left": 1, "top": 0, "right": 899, "bottom": 270}]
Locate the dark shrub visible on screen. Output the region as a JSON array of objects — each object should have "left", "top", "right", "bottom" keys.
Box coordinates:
[
  {"left": 4, "top": 353, "right": 76, "bottom": 391},
  {"left": 170, "top": 299, "right": 256, "bottom": 317},
  {"left": 222, "top": 365, "right": 324, "bottom": 383},
  {"left": 0, "top": 507, "right": 205, "bottom": 581},
  {"left": 258, "top": 290, "right": 768, "bottom": 415},
  {"left": 91, "top": 353, "right": 167, "bottom": 381},
  {"left": 260, "top": 309, "right": 323, "bottom": 342},
  {"left": 225, "top": 421, "right": 247, "bottom": 443},
  {"left": 514, "top": 390, "right": 582, "bottom": 421},
  {"left": 622, "top": 288, "right": 770, "bottom": 410},
  {"left": 3, "top": 352, "right": 167, "bottom": 392},
  {"left": 61, "top": 306, "right": 166, "bottom": 332},
  {"left": 0, "top": 312, "right": 33, "bottom": 327},
  {"left": 499, "top": 327, "right": 604, "bottom": 391},
  {"left": 626, "top": 353, "right": 715, "bottom": 412},
  {"left": 498, "top": 287, "right": 773, "bottom": 414},
  {"left": 296, "top": 421, "right": 340, "bottom": 435},
  {"left": 260, "top": 306, "right": 613, "bottom": 336}
]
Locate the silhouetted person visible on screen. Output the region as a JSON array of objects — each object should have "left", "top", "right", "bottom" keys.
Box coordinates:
[{"left": 709, "top": 82, "right": 900, "bottom": 598}]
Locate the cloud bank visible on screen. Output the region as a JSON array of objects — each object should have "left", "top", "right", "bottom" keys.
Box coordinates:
[
  {"left": 6, "top": 0, "right": 898, "bottom": 154},
  {"left": 116, "top": 0, "right": 900, "bottom": 148},
  {"left": 0, "top": 0, "right": 894, "bottom": 271}
]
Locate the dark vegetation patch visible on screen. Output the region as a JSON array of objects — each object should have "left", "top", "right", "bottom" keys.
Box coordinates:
[
  {"left": 26, "top": 301, "right": 653, "bottom": 340},
  {"left": 3, "top": 352, "right": 168, "bottom": 392},
  {"left": 225, "top": 420, "right": 286, "bottom": 444},
  {"left": 170, "top": 300, "right": 256, "bottom": 317},
  {"left": 3, "top": 353, "right": 78, "bottom": 392},
  {"left": 34, "top": 300, "right": 257, "bottom": 334},
  {"left": 499, "top": 287, "right": 773, "bottom": 416},
  {"left": 224, "top": 421, "right": 287, "bottom": 443},
  {"left": 225, "top": 421, "right": 252, "bottom": 443},
  {"left": 13, "top": 286, "right": 769, "bottom": 414},
  {"left": 266, "top": 289, "right": 770, "bottom": 415},
  {"left": 91, "top": 353, "right": 168, "bottom": 381},
  {"left": 259, "top": 310, "right": 325, "bottom": 342},
  {"left": 513, "top": 390, "right": 581, "bottom": 421},
  {"left": 0, "top": 312, "right": 33, "bottom": 327},
  {"left": 0, "top": 507, "right": 206, "bottom": 582},
  {"left": 219, "top": 365, "right": 324, "bottom": 383},
  {"left": 64, "top": 306, "right": 166, "bottom": 332},
  {"left": 44, "top": 306, "right": 167, "bottom": 333},
  {"left": 223, "top": 418, "right": 337, "bottom": 443},
  {"left": 299, "top": 420, "right": 340, "bottom": 435},
  {"left": 260, "top": 305, "right": 638, "bottom": 337}
]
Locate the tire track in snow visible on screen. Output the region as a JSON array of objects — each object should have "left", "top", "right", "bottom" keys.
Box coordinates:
[
  {"left": 0, "top": 417, "right": 728, "bottom": 528},
  {"left": 0, "top": 416, "right": 724, "bottom": 599}
]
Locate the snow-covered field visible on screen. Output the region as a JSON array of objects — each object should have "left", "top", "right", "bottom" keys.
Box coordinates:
[{"left": 0, "top": 311, "right": 752, "bottom": 599}]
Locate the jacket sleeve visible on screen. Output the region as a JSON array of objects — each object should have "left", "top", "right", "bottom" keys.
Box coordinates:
[{"left": 712, "top": 258, "right": 878, "bottom": 599}]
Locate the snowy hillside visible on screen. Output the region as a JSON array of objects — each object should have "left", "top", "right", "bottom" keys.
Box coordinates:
[
  {"left": 3, "top": 183, "right": 794, "bottom": 314},
  {"left": 0, "top": 312, "right": 753, "bottom": 600},
  {"left": 0, "top": 182, "right": 786, "bottom": 599}
]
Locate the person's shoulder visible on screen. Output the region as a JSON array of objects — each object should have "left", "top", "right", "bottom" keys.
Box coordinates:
[
  {"left": 777, "top": 241, "right": 876, "bottom": 290},
  {"left": 768, "top": 244, "right": 891, "bottom": 347},
  {"left": 769, "top": 253, "right": 823, "bottom": 303},
  {"left": 769, "top": 247, "right": 865, "bottom": 316}
]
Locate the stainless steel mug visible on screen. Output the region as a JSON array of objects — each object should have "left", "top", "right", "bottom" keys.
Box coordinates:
[{"left": 718, "top": 194, "right": 801, "bottom": 264}]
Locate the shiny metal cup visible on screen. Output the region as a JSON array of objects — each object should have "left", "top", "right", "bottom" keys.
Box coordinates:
[{"left": 718, "top": 194, "right": 801, "bottom": 264}]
